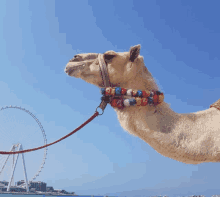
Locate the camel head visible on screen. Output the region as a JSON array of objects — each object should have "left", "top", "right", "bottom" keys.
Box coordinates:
[{"left": 65, "top": 45, "right": 147, "bottom": 88}]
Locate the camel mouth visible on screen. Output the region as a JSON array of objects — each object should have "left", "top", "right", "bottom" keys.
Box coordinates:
[
  {"left": 65, "top": 62, "right": 86, "bottom": 77},
  {"left": 65, "top": 55, "right": 98, "bottom": 77},
  {"left": 65, "top": 53, "right": 99, "bottom": 78}
]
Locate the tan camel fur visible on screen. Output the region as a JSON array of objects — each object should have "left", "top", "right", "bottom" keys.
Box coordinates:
[{"left": 65, "top": 45, "right": 220, "bottom": 164}]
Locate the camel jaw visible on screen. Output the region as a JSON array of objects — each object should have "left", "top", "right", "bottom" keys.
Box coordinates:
[{"left": 65, "top": 62, "right": 85, "bottom": 77}]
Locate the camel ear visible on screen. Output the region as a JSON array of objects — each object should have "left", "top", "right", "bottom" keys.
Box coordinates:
[{"left": 129, "top": 44, "right": 141, "bottom": 62}]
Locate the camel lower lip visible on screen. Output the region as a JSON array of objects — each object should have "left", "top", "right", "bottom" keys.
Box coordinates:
[
  {"left": 65, "top": 67, "right": 75, "bottom": 76},
  {"left": 67, "top": 70, "right": 74, "bottom": 76}
]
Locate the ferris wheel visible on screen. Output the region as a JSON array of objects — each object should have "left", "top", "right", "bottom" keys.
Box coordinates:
[{"left": 0, "top": 105, "right": 47, "bottom": 189}]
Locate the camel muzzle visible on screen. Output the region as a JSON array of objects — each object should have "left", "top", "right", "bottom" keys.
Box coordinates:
[{"left": 65, "top": 62, "right": 86, "bottom": 77}]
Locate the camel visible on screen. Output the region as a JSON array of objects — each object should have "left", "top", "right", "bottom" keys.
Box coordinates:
[{"left": 65, "top": 44, "right": 220, "bottom": 164}]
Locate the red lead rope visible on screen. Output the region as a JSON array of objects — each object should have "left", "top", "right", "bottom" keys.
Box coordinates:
[{"left": 0, "top": 111, "right": 99, "bottom": 155}]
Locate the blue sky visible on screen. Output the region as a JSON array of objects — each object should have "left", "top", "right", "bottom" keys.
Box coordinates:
[{"left": 0, "top": 1, "right": 220, "bottom": 197}]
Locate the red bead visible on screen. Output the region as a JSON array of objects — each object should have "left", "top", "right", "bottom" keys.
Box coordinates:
[
  {"left": 110, "top": 98, "right": 124, "bottom": 109},
  {"left": 111, "top": 99, "right": 117, "bottom": 107},
  {"left": 142, "top": 91, "right": 146, "bottom": 97},
  {"left": 153, "top": 94, "right": 158, "bottom": 104},
  {"left": 121, "top": 88, "right": 127, "bottom": 95},
  {"left": 141, "top": 98, "right": 148, "bottom": 106},
  {"left": 142, "top": 90, "right": 150, "bottom": 98}
]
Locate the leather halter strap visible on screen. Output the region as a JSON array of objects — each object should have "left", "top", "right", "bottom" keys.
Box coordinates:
[
  {"left": 97, "top": 54, "right": 111, "bottom": 113},
  {"left": 98, "top": 54, "right": 111, "bottom": 88}
]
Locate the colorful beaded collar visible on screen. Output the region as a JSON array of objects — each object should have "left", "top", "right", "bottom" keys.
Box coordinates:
[{"left": 100, "top": 87, "right": 164, "bottom": 109}]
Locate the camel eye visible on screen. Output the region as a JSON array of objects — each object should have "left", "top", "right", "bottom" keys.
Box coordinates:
[{"left": 104, "top": 54, "right": 116, "bottom": 63}]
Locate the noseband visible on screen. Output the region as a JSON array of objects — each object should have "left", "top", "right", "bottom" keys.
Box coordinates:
[{"left": 98, "top": 54, "right": 111, "bottom": 88}]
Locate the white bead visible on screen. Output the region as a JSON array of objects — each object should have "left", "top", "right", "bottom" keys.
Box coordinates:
[
  {"left": 151, "top": 91, "right": 154, "bottom": 96},
  {"left": 124, "top": 99, "right": 130, "bottom": 107},
  {"left": 127, "top": 89, "right": 133, "bottom": 96}
]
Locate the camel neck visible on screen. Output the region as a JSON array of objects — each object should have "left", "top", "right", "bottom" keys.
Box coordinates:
[
  {"left": 114, "top": 102, "right": 184, "bottom": 162},
  {"left": 115, "top": 98, "right": 220, "bottom": 164},
  {"left": 115, "top": 101, "right": 180, "bottom": 139},
  {"left": 122, "top": 68, "right": 159, "bottom": 92}
]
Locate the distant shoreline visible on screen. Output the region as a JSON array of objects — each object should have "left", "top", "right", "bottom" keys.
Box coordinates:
[{"left": 0, "top": 192, "right": 78, "bottom": 196}]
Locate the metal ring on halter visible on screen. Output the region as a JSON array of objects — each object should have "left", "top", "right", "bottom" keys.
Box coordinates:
[
  {"left": 95, "top": 100, "right": 108, "bottom": 115},
  {"left": 95, "top": 106, "right": 105, "bottom": 116}
]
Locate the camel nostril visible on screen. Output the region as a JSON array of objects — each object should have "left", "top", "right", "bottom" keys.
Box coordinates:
[
  {"left": 69, "top": 55, "right": 81, "bottom": 62},
  {"left": 64, "top": 67, "right": 69, "bottom": 73},
  {"left": 65, "top": 67, "right": 74, "bottom": 75}
]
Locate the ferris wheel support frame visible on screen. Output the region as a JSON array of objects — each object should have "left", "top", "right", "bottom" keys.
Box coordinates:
[
  {"left": 6, "top": 144, "right": 29, "bottom": 192},
  {"left": 0, "top": 105, "right": 47, "bottom": 189}
]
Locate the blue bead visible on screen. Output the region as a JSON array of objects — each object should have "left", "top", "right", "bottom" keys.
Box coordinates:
[
  {"left": 156, "top": 91, "right": 161, "bottom": 95},
  {"left": 148, "top": 97, "right": 154, "bottom": 104},
  {"left": 137, "top": 90, "right": 142, "bottom": 97},
  {"left": 100, "top": 88, "right": 105, "bottom": 95},
  {"left": 150, "top": 92, "right": 154, "bottom": 97},
  {"left": 115, "top": 87, "right": 122, "bottom": 96},
  {"left": 129, "top": 98, "right": 137, "bottom": 106}
]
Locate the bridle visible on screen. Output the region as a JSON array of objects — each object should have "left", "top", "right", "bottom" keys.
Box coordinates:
[{"left": 97, "top": 54, "right": 165, "bottom": 112}]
